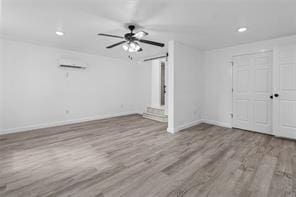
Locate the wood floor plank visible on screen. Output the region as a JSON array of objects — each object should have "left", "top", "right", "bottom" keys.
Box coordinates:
[{"left": 0, "top": 114, "right": 296, "bottom": 197}]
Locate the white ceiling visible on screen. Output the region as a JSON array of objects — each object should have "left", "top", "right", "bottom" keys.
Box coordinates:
[{"left": 1, "top": 0, "right": 296, "bottom": 61}]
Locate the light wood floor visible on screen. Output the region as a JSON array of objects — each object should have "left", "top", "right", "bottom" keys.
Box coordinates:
[{"left": 0, "top": 115, "right": 296, "bottom": 197}]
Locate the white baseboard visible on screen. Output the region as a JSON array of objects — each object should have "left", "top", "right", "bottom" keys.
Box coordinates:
[
  {"left": 167, "top": 119, "right": 203, "bottom": 134},
  {"left": 0, "top": 111, "right": 141, "bottom": 135},
  {"left": 201, "top": 119, "right": 232, "bottom": 128},
  {"left": 166, "top": 128, "right": 175, "bottom": 134},
  {"left": 274, "top": 131, "right": 296, "bottom": 141}
]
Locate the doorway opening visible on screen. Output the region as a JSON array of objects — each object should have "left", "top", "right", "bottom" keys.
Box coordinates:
[
  {"left": 160, "top": 61, "right": 166, "bottom": 106},
  {"left": 143, "top": 58, "right": 168, "bottom": 122}
]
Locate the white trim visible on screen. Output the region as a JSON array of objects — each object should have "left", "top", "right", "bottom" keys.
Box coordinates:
[
  {"left": 272, "top": 47, "right": 278, "bottom": 136},
  {"left": 275, "top": 131, "right": 296, "bottom": 141},
  {"left": 201, "top": 119, "right": 232, "bottom": 128},
  {"left": 232, "top": 49, "right": 273, "bottom": 58},
  {"left": 166, "top": 127, "right": 175, "bottom": 134},
  {"left": 0, "top": 111, "right": 141, "bottom": 135},
  {"left": 167, "top": 40, "right": 175, "bottom": 133},
  {"left": 231, "top": 59, "right": 234, "bottom": 128},
  {"left": 167, "top": 119, "right": 203, "bottom": 134}
]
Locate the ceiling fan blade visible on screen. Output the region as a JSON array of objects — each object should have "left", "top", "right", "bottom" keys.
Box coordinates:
[
  {"left": 134, "top": 31, "right": 148, "bottom": 39},
  {"left": 106, "top": 41, "right": 126, "bottom": 49},
  {"left": 138, "top": 39, "right": 165, "bottom": 47},
  {"left": 98, "top": 33, "right": 124, "bottom": 39}
]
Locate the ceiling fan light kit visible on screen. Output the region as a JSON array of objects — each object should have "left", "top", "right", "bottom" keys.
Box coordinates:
[
  {"left": 122, "top": 41, "right": 141, "bottom": 52},
  {"left": 98, "top": 24, "right": 165, "bottom": 53}
]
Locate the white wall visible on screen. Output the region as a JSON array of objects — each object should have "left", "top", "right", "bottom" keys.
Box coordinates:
[
  {"left": 1, "top": 39, "right": 151, "bottom": 134},
  {"left": 167, "top": 40, "right": 203, "bottom": 133},
  {"left": 203, "top": 35, "right": 296, "bottom": 127},
  {"left": 134, "top": 61, "right": 151, "bottom": 113}
]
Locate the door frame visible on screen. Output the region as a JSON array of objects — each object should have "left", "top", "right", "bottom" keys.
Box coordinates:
[
  {"left": 160, "top": 61, "right": 166, "bottom": 106},
  {"left": 160, "top": 58, "right": 168, "bottom": 115},
  {"left": 272, "top": 47, "right": 279, "bottom": 137},
  {"left": 231, "top": 50, "right": 274, "bottom": 134}
]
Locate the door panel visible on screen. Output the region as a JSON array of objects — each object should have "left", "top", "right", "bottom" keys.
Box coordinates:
[
  {"left": 280, "top": 64, "right": 296, "bottom": 90},
  {"left": 254, "top": 69, "right": 269, "bottom": 92},
  {"left": 254, "top": 100, "right": 268, "bottom": 124},
  {"left": 253, "top": 53, "right": 272, "bottom": 132},
  {"left": 274, "top": 46, "right": 296, "bottom": 139},
  {"left": 233, "top": 59, "right": 251, "bottom": 130},
  {"left": 236, "top": 70, "right": 249, "bottom": 92},
  {"left": 280, "top": 101, "right": 296, "bottom": 127},
  {"left": 233, "top": 52, "right": 272, "bottom": 134},
  {"left": 237, "top": 99, "right": 249, "bottom": 120}
]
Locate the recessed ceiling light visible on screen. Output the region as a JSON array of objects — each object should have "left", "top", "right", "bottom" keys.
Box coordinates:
[
  {"left": 238, "top": 27, "right": 247, "bottom": 32},
  {"left": 56, "top": 31, "right": 64, "bottom": 36}
]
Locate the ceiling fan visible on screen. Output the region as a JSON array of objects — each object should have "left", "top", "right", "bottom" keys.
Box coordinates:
[{"left": 98, "top": 25, "right": 165, "bottom": 53}]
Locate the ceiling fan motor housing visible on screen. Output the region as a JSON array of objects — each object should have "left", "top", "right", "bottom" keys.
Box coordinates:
[
  {"left": 124, "top": 33, "right": 135, "bottom": 41},
  {"left": 124, "top": 25, "right": 136, "bottom": 41}
]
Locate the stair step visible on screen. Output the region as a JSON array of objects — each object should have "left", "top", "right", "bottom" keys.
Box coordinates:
[
  {"left": 143, "top": 112, "right": 168, "bottom": 122},
  {"left": 143, "top": 106, "right": 167, "bottom": 122},
  {"left": 144, "top": 112, "right": 167, "bottom": 118},
  {"left": 147, "top": 107, "right": 165, "bottom": 115}
]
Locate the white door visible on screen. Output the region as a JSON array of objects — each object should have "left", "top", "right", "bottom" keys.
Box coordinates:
[
  {"left": 274, "top": 46, "right": 296, "bottom": 139},
  {"left": 233, "top": 52, "right": 273, "bottom": 134}
]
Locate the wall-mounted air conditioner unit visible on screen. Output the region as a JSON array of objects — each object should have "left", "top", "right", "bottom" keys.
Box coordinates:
[{"left": 58, "top": 58, "right": 88, "bottom": 69}]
